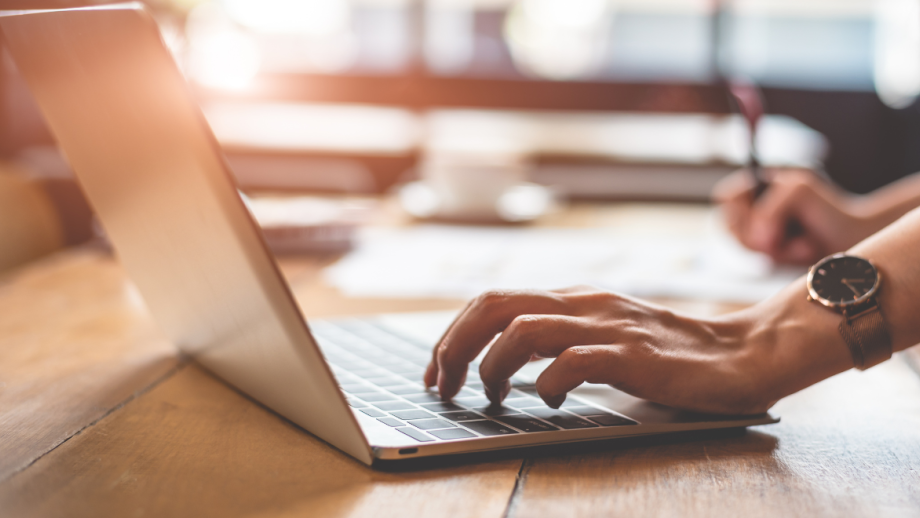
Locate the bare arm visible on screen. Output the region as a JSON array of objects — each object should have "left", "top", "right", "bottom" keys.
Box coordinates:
[
  {"left": 855, "top": 171, "right": 920, "bottom": 231},
  {"left": 424, "top": 208, "right": 920, "bottom": 414}
]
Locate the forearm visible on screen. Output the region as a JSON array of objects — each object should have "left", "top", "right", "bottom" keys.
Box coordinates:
[
  {"left": 728, "top": 207, "right": 920, "bottom": 404},
  {"left": 850, "top": 205, "right": 920, "bottom": 351},
  {"left": 854, "top": 172, "right": 920, "bottom": 232}
]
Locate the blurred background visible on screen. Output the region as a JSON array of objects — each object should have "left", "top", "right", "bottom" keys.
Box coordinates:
[{"left": 3, "top": 0, "right": 920, "bottom": 271}]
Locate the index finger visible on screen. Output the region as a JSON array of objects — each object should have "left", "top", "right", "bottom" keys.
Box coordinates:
[{"left": 427, "top": 289, "right": 574, "bottom": 400}]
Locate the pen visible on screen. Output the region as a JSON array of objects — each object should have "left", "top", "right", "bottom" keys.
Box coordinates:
[
  {"left": 727, "top": 78, "right": 769, "bottom": 199},
  {"left": 727, "top": 78, "right": 804, "bottom": 240}
]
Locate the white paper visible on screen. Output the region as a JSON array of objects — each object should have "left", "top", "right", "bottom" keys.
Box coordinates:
[{"left": 325, "top": 215, "right": 805, "bottom": 304}]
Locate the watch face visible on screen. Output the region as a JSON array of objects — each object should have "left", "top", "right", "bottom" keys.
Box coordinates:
[{"left": 808, "top": 254, "right": 879, "bottom": 307}]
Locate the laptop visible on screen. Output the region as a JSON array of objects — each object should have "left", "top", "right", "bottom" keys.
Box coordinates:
[{"left": 0, "top": 3, "right": 777, "bottom": 466}]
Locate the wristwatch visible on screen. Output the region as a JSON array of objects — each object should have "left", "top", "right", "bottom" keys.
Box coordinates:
[{"left": 806, "top": 253, "right": 892, "bottom": 369}]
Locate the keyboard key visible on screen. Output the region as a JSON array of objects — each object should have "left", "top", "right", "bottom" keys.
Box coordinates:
[
  {"left": 401, "top": 354, "right": 430, "bottom": 365},
  {"left": 474, "top": 405, "right": 522, "bottom": 417},
  {"left": 387, "top": 364, "right": 426, "bottom": 376},
  {"left": 360, "top": 408, "right": 387, "bottom": 418},
  {"left": 510, "top": 381, "right": 536, "bottom": 389},
  {"left": 357, "top": 392, "right": 398, "bottom": 402},
  {"left": 396, "top": 427, "right": 434, "bottom": 443},
  {"left": 403, "top": 393, "right": 443, "bottom": 404},
  {"left": 419, "top": 401, "right": 464, "bottom": 412},
  {"left": 375, "top": 358, "right": 410, "bottom": 368},
  {"left": 504, "top": 397, "right": 545, "bottom": 409},
  {"left": 439, "top": 410, "right": 483, "bottom": 422},
  {"left": 341, "top": 384, "right": 380, "bottom": 394},
  {"left": 410, "top": 419, "right": 455, "bottom": 430},
  {"left": 566, "top": 406, "right": 612, "bottom": 417},
  {"left": 495, "top": 415, "right": 559, "bottom": 432},
  {"left": 372, "top": 401, "right": 417, "bottom": 411},
  {"left": 460, "top": 420, "right": 519, "bottom": 436},
  {"left": 386, "top": 385, "right": 428, "bottom": 395},
  {"left": 349, "top": 368, "right": 389, "bottom": 378},
  {"left": 390, "top": 409, "right": 434, "bottom": 420},
  {"left": 346, "top": 397, "right": 367, "bottom": 408},
  {"left": 588, "top": 414, "right": 638, "bottom": 426},
  {"left": 374, "top": 353, "right": 407, "bottom": 362},
  {"left": 455, "top": 396, "right": 491, "bottom": 408},
  {"left": 525, "top": 408, "right": 598, "bottom": 429},
  {"left": 366, "top": 376, "right": 411, "bottom": 387},
  {"left": 377, "top": 417, "right": 403, "bottom": 427},
  {"left": 429, "top": 428, "right": 477, "bottom": 440},
  {"left": 456, "top": 387, "right": 483, "bottom": 398}
]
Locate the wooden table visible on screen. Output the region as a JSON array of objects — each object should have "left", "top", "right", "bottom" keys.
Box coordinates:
[{"left": 2, "top": 200, "right": 919, "bottom": 518}]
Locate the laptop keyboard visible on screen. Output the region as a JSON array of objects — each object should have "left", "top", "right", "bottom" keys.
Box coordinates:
[{"left": 311, "top": 319, "right": 637, "bottom": 443}]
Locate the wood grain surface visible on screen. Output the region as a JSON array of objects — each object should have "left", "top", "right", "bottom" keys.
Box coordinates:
[
  {"left": 0, "top": 166, "right": 64, "bottom": 273},
  {"left": 0, "top": 249, "right": 177, "bottom": 482},
  {"left": 0, "top": 363, "right": 521, "bottom": 518}
]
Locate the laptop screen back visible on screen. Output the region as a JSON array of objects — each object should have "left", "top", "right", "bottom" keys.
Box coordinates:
[{"left": 0, "top": 3, "right": 371, "bottom": 464}]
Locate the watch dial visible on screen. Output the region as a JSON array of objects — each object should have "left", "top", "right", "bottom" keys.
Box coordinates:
[{"left": 811, "top": 256, "right": 878, "bottom": 305}]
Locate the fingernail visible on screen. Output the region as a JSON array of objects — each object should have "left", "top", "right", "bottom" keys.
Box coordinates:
[{"left": 544, "top": 394, "right": 566, "bottom": 409}]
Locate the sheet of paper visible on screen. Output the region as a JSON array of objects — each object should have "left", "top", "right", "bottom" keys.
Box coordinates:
[{"left": 324, "top": 216, "right": 805, "bottom": 304}]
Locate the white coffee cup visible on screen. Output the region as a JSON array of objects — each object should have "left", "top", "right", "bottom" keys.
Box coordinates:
[{"left": 421, "top": 151, "right": 528, "bottom": 219}]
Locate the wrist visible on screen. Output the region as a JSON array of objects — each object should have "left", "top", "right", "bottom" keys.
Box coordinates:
[
  {"left": 849, "top": 211, "right": 920, "bottom": 352},
  {"left": 725, "top": 279, "right": 853, "bottom": 407}
]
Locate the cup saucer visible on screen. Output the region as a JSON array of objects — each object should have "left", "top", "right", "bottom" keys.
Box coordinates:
[{"left": 398, "top": 181, "right": 556, "bottom": 223}]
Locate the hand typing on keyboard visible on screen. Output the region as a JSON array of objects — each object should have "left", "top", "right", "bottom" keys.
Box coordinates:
[
  {"left": 422, "top": 283, "right": 856, "bottom": 416},
  {"left": 316, "top": 318, "right": 636, "bottom": 440}
]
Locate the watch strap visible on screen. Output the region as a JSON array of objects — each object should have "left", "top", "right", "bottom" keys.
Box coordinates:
[{"left": 837, "top": 301, "right": 892, "bottom": 370}]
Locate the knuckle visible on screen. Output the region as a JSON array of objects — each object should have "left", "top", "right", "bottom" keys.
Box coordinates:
[
  {"left": 570, "top": 287, "right": 618, "bottom": 308},
  {"left": 473, "top": 290, "right": 513, "bottom": 312},
  {"left": 622, "top": 326, "right": 656, "bottom": 348},
  {"left": 506, "top": 314, "right": 542, "bottom": 341},
  {"left": 607, "top": 296, "right": 644, "bottom": 319},
  {"left": 558, "top": 346, "right": 594, "bottom": 371}
]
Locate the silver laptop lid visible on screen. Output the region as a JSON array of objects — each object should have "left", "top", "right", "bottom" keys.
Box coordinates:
[{"left": 0, "top": 3, "right": 372, "bottom": 464}]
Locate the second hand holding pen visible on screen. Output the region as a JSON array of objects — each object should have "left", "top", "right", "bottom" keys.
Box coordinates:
[{"left": 727, "top": 79, "right": 804, "bottom": 242}]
